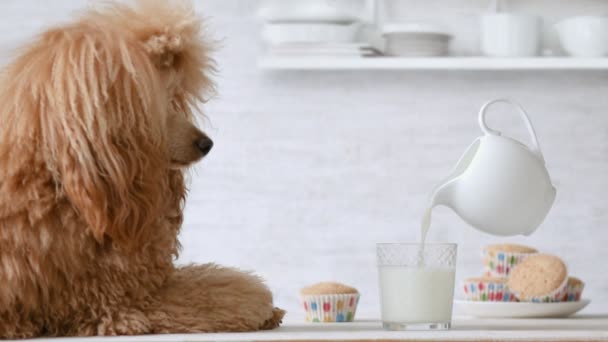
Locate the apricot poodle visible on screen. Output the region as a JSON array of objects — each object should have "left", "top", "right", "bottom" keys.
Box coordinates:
[{"left": 0, "top": 0, "right": 284, "bottom": 338}]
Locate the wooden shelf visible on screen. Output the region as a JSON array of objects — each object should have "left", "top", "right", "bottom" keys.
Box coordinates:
[{"left": 259, "top": 56, "right": 608, "bottom": 71}]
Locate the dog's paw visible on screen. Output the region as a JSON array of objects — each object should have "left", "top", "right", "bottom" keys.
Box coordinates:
[
  {"left": 259, "top": 307, "right": 285, "bottom": 330},
  {"left": 112, "top": 310, "right": 152, "bottom": 336},
  {"left": 76, "top": 309, "right": 151, "bottom": 336}
]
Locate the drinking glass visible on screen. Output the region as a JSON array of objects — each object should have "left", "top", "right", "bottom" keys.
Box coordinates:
[{"left": 377, "top": 243, "right": 458, "bottom": 330}]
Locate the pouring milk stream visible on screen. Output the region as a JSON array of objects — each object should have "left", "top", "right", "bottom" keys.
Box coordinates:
[{"left": 420, "top": 98, "right": 557, "bottom": 246}]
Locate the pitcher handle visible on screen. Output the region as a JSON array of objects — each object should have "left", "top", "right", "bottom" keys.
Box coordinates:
[{"left": 478, "top": 98, "right": 545, "bottom": 163}]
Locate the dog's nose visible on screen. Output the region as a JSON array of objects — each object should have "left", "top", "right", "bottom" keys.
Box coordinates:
[{"left": 196, "top": 137, "right": 213, "bottom": 156}]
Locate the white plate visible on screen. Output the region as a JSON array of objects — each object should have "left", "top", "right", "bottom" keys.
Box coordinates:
[
  {"left": 381, "top": 23, "right": 452, "bottom": 37},
  {"left": 454, "top": 299, "right": 590, "bottom": 318},
  {"left": 261, "top": 23, "right": 359, "bottom": 45},
  {"left": 384, "top": 39, "right": 450, "bottom": 57},
  {"left": 269, "top": 43, "right": 376, "bottom": 54}
]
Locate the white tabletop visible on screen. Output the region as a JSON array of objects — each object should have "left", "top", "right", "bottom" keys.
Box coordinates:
[{"left": 19, "top": 315, "right": 608, "bottom": 342}]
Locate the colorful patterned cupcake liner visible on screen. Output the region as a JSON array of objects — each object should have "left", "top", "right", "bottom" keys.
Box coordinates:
[
  {"left": 301, "top": 294, "right": 360, "bottom": 323},
  {"left": 482, "top": 248, "right": 536, "bottom": 278},
  {"left": 560, "top": 277, "right": 585, "bottom": 302},
  {"left": 462, "top": 278, "right": 518, "bottom": 302}
]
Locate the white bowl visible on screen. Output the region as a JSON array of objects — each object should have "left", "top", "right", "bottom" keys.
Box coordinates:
[
  {"left": 258, "top": 0, "right": 359, "bottom": 24},
  {"left": 555, "top": 16, "right": 608, "bottom": 57},
  {"left": 261, "top": 23, "right": 360, "bottom": 45}
]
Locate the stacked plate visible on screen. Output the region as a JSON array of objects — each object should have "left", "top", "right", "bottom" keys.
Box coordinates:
[
  {"left": 258, "top": 1, "right": 379, "bottom": 58},
  {"left": 268, "top": 43, "right": 378, "bottom": 57},
  {"left": 382, "top": 23, "right": 453, "bottom": 57},
  {"left": 261, "top": 23, "right": 360, "bottom": 46}
]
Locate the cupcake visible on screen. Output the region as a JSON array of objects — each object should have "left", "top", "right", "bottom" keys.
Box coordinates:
[
  {"left": 561, "top": 276, "right": 585, "bottom": 302},
  {"left": 482, "top": 244, "right": 537, "bottom": 278},
  {"left": 507, "top": 254, "right": 568, "bottom": 302},
  {"left": 462, "top": 277, "right": 518, "bottom": 302},
  {"left": 300, "top": 282, "right": 360, "bottom": 323}
]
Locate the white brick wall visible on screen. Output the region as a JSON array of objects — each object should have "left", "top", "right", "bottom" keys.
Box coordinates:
[{"left": 1, "top": 0, "right": 606, "bottom": 319}]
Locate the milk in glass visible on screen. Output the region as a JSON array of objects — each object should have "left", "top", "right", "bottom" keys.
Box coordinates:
[{"left": 378, "top": 266, "right": 455, "bottom": 324}]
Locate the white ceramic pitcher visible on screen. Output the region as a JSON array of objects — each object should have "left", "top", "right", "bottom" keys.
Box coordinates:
[{"left": 429, "top": 99, "right": 556, "bottom": 236}]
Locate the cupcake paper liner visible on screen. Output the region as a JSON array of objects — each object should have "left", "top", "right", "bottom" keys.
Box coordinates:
[
  {"left": 519, "top": 276, "right": 569, "bottom": 303},
  {"left": 482, "top": 248, "right": 535, "bottom": 278},
  {"left": 301, "top": 294, "right": 360, "bottom": 323},
  {"left": 462, "top": 278, "right": 518, "bottom": 302},
  {"left": 561, "top": 277, "right": 585, "bottom": 302}
]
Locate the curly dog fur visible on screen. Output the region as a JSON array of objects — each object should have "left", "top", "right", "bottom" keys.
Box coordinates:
[{"left": 0, "top": 0, "right": 284, "bottom": 338}]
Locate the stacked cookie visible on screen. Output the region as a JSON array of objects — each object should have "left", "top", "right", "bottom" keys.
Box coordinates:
[{"left": 463, "top": 244, "right": 585, "bottom": 303}]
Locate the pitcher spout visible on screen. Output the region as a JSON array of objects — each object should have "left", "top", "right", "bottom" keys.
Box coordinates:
[
  {"left": 428, "top": 138, "right": 480, "bottom": 209},
  {"left": 429, "top": 179, "right": 457, "bottom": 208}
]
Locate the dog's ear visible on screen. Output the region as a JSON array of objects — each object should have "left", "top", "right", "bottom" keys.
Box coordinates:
[
  {"left": 144, "top": 32, "right": 184, "bottom": 69},
  {"left": 39, "top": 26, "right": 170, "bottom": 250},
  {"left": 115, "top": 0, "right": 216, "bottom": 101}
]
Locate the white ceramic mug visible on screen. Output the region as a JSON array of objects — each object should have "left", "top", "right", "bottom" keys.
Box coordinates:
[{"left": 480, "top": 14, "right": 541, "bottom": 57}]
